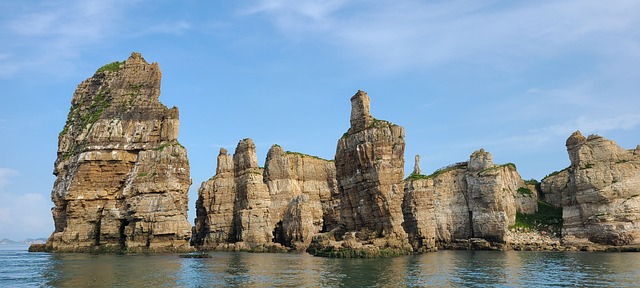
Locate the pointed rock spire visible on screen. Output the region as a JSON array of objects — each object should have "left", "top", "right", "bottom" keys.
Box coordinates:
[
  {"left": 413, "top": 154, "right": 421, "bottom": 175},
  {"left": 349, "top": 90, "right": 373, "bottom": 131}
]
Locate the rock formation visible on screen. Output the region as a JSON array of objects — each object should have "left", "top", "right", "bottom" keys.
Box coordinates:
[
  {"left": 193, "top": 140, "right": 338, "bottom": 251},
  {"left": 192, "top": 148, "right": 235, "bottom": 247},
  {"left": 307, "top": 90, "right": 412, "bottom": 257},
  {"left": 231, "top": 139, "right": 273, "bottom": 247},
  {"left": 45, "top": 53, "right": 192, "bottom": 252},
  {"left": 561, "top": 131, "right": 640, "bottom": 246},
  {"left": 540, "top": 168, "right": 569, "bottom": 208},
  {"left": 413, "top": 155, "right": 421, "bottom": 175},
  {"left": 264, "top": 145, "right": 340, "bottom": 250},
  {"left": 403, "top": 149, "right": 529, "bottom": 251},
  {"left": 465, "top": 149, "right": 520, "bottom": 242}
]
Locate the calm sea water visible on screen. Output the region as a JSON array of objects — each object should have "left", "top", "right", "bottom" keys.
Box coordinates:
[{"left": 1, "top": 244, "right": 638, "bottom": 287}]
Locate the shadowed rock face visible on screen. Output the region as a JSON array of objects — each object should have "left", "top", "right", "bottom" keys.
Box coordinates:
[
  {"left": 540, "top": 168, "right": 569, "bottom": 208},
  {"left": 561, "top": 131, "right": 640, "bottom": 246},
  {"left": 193, "top": 140, "right": 338, "bottom": 251},
  {"left": 46, "top": 53, "right": 192, "bottom": 252}
]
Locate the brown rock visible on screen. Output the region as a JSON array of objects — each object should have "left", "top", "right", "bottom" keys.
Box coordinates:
[
  {"left": 466, "top": 151, "right": 520, "bottom": 243},
  {"left": 403, "top": 149, "right": 527, "bottom": 251},
  {"left": 46, "top": 53, "right": 192, "bottom": 252},
  {"left": 317, "top": 90, "right": 411, "bottom": 255},
  {"left": 192, "top": 148, "right": 236, "bottom": 247},
  {"left": 231, "top": 139, "right": 272, "bottom": 246},
  {"left": 264, "top": 145, "right": 340, "bottom": 248},
  {"left": 562, "top": 131, "right": 640, "bottom": 246},
  {"left": 193, "top": 141, "right": 338, "bottom": 251},
  {"left": 540, "top": 168, "right": 569, "bottom": 208}
]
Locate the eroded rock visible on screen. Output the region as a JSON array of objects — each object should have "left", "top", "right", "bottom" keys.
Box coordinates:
[
  {"left": 193, "top": 141, "right": 338, "bottom": 251},
  {"left": 309, "top": 90, "right": 412, "bottom": 257},
  {"left": 562, "top": 131, "right": 640, "bottom": 246},
  {"left": 403, "top": 149, "right": 528, "bottom": 251},
  {"left": 46, "top": 53, "right": 192, "bottom": 252}
]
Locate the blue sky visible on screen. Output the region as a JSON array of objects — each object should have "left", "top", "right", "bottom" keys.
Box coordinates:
[{"left": 1, "top": 0, "right": 639, "bottom": 240}]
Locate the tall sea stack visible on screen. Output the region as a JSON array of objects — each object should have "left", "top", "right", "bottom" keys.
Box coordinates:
[
  {"left": 45, "top": 53, "right": 192, "bottom": 252},
  {"left": 308, "top": 90, "right": 412, "bottom": 257}
]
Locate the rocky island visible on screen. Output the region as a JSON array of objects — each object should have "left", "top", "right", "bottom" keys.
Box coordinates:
[
  {"left": 33, "top": 53, "right": 640, "bottom": 255},
  {"left": 40, "top": 53, "right": 192, "bottom": 252}
]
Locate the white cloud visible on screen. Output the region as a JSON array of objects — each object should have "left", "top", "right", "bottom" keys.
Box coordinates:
[
  {"left": 0, "top": 0, "right": 189, "bottom": 78},
  {"left": 0, "top": 168, "right": 18, "bottom": 189},
  {"left": 462, "top": 114, "right": 640, "bottom": 151},
  {"left": 0, "top": 192, "right": 52, "bottom": 240},
  {"left": 245, "top": 0, "right": 640, "bottom": 71},
  {"left": 0, "top": 168, "right": 51, "bottom": 240}
]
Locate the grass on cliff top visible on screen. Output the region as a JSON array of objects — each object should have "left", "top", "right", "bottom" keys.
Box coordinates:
[
  {"left": 96, "top": 61, "right": 124, "bottom": 73},
  {"left": 406, "top": 162, "right": 468, "bottom": 181},
  {"left": 511, "top": 200, "right": 562, "bottom": 233},
  {"left": 542, "top": 167, "right": 570, "bottom": 181},
  {"left": 285, "top": 151, "right": 333, "bottom": 162},
  {"left": 406, "top": 173, "right": 430, "bottom": 181},
  {"left": 517, "top": 187, "right": 534, "bottom": 196}
]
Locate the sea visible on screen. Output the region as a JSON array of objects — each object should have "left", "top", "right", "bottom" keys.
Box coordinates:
[{"left": 1, "top": 244, "right": 638, "bottom": 287}]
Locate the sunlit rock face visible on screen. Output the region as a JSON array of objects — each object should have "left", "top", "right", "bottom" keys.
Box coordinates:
[
  {"left": 46, "top": 53, "right": 192, "bottom": 252},
  {"left": 561, "top": 131, "right": 640, "bottom": 246},
  {"left": 403, "top": 150, "right": 527, "bottom": 251},
  {"left": 306, "top": 90, "right": 412, "bottom": 256},
  {"left": 193, "top": 140, "right": 338, "bottom": 252}
]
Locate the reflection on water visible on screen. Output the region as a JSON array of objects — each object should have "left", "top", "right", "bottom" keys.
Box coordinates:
[{"left": 1, "top": 244, "right": 639, "bottom": 287}]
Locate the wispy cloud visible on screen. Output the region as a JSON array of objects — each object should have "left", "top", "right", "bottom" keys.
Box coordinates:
[
  {"left": 0, "top": 168, "right": 18, "bottom": 190},
  {"left": 0, "top": 167, "right": 51, "bottom": 239},
  {"left": 0, "top": 0, "right": 190, "bottom": 78},
  {"left": 461, "top": 113, "right": 640, "bottom": 151},
  {"left": 245, "top": 0, "right": 640, "bottom": 71},
  {"left": 0, "top": 192, "right": 52, "bottom": 240}
]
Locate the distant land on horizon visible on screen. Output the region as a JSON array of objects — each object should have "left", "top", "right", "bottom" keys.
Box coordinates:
[{"left": 0, "top": 238, "right": 47, "bottom": 245}]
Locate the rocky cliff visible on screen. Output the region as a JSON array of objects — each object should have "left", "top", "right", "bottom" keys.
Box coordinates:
[
  {"left": 307, "top": 90, "right": 412, "bottom": 257},
  {"left": 45, "top": 53, "right": 192, "bottom": 252},
  {"left": 193, "top": 140, "right": 338, "bottom": 251},
  {"left": 560, "top": 131, "right": 640, "bottom": 246},
  {"left": 403, "top": 149, "right": 529, "bottom": 251},
  {"left": 192, "top": 148, "right": 235, "bottom": 247},
  {"left": 540, "top": 169, "right": 569, "bottom": 208}
]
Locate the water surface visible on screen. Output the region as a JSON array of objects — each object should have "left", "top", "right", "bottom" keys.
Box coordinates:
[{"left": 1, "top": 245, "right": 638, "bottom": 287}]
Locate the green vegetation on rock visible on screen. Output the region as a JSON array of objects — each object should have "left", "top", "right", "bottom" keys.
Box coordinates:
[
  {"left": 96, "top": 61, "right": 124, "bottom": 73},
  {"left": 543, "top": 167, "right": 569, "bottom": 180},
  {"left": 511, "top": 200, "right": 562, "bottom": 234},
  {"left": 285, "top": 151, "right": 333, "bottom": 162},
  {"left": 405, "top": 173, "right": 430, "bottom": 181},
  {"left": 517, "top": 187, "right": 533, "bottom": 196}
]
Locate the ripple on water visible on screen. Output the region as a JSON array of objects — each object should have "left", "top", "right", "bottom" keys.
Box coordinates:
[{"left": 0, "top": 246, "right": 638, "bottom": 287}]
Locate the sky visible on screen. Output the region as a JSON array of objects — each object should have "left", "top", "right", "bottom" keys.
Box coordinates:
[{"left": 1, "top": 0, "right": 639, "bottom": 240}]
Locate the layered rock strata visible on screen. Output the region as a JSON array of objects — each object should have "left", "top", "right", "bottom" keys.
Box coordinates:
[
  {"left": 403, "top": 149, "right": 528, "bottom": 251},
  {"left": 193, "top": 140, "right": 338, "bottom": 251},
  {"left": 45, "top": 53, "right": 192, "bottom": 252},
  {"left": 561, "top": 131, "right": 640, "bottom": 246},
  {"left": 307, "top": 90, "right": 412, "bottom": 257},
  {"left": 540, "top": 168, "right": 569, "bottom": 208}
]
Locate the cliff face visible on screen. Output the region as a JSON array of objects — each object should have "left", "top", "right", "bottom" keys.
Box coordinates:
[
  {"left": 540, "top": 169, "right": 569, "bottom": 208},
  {"left": 403, "top": 163, "right": 470, "bottom": 251},
  {"left": 193, "top": 140, "right": 338, "bottom": 251},
  {"left": 308, "top": 90, "right": 412, "bottom": 256},
  {"left": 403, "top": 150, "right": 527, "bottom": 251},
  {"left": 465, "top": 150, "right": 520, "bottom": 243},
  {"left": 264, "top": 145, "right": 339, "bottom": 250},
  {"left": 562, "top": 131, "right": 640, "bottom": 246},
  {"left": 47, "top": 53, "right": 192, "bottom": 252},
  {"left": 193, "top": 149, "right": 235, "bottom": 247}
]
